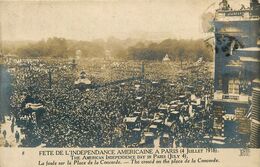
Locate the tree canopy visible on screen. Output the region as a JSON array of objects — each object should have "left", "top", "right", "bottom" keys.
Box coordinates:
[{"left": 4, "top": 37, "right": 213, "bottom": 61}]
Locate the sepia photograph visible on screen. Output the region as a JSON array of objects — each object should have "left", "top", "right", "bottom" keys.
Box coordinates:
[{"left": 0, "top": 1, "right": 259, "bottom": 165}]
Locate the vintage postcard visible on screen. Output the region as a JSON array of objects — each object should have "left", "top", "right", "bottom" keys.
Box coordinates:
[{"left": 0, "top": 0, "right": 259, "bottom": 167}]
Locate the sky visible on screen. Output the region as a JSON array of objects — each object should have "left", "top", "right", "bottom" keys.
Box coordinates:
[{"left": 0, "top": 0, "right": 249, "bottom": 41}]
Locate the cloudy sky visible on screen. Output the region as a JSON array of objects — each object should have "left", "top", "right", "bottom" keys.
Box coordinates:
[{"left": 0, "top": 0, "right": 249, "bottom": 41}]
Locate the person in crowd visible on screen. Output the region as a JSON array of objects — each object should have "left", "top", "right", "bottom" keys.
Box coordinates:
[
  {"left": 15, "top": 131, "right": 20, "bottom": 143},
  {"left": 7, "top": 59, "right": 214, "bottom": 148},
  {"left": 2, "top": 130, "right": 7, "bottom": 139}
]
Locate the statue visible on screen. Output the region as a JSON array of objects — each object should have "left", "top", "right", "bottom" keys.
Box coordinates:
[
  {"left": 240, "top": 4, "right": 246, "bottom": 10},
  {"left": 219, "top": 0, "right": 230, "bottom": 10}
]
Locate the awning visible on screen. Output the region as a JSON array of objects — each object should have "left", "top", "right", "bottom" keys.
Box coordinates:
[
  {"left": 75, "top": 78, "right": 91, "bottom": 85},
  {"left": 125, "top": 117, "right": 138, "bottom": 123},
  {"left": 25, "top": 103, "right": 43, "bottom": 110}
]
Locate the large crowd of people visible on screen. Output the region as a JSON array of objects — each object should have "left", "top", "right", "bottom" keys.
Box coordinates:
[{"left": 4, "top": 58, "right": 215, "bottom": 147}]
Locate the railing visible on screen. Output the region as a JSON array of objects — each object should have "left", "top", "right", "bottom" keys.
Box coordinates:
[
  {"left": 215, "top": 9, "right": 259, "bottom": 21},
  {"left": 214, "top": 92, "right": 249, "bottom": 103},
  {"left": 219, "top": 10, "right": 250, "bottom": 17},
  {"left": 222, "top": 94, "right": 239, "bottom": 100}
]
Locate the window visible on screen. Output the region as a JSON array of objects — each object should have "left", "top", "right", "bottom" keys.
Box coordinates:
[
  {"left": 257, "top": 37, "right": 260, "bottom": 46},
  {"left": 228, "top": 79, "right": 240, "bottom": 94}
]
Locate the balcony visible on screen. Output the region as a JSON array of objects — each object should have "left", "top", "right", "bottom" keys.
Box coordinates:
[{"left": 214, "top": 91, "right": 249, "bottom": 104}]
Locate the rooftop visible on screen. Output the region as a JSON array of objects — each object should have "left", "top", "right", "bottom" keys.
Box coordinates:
[{"left": 215, "top": 1, "right": 260, "bottom": 21}]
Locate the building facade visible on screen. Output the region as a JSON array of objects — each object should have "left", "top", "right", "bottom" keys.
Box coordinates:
[{"left": 213, "top": 0, "right": 260, "bottom": 147}]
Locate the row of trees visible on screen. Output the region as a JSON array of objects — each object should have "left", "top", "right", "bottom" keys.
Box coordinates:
[
  {"left": 8, "top": 37, "right": 105, "bottom": 58},
  {"left": 125, "top": 39, "right": 212, "bottom": 62},
  {"left": 3, "top": 37, "right": 213, "bottom": 61}
]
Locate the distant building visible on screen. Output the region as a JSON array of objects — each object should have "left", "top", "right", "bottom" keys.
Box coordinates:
[
  {"left": 74, "top": 71, "right": 92, "bottom": 90},
  {"left": 213, "top": 0, "right": 260, "bottom": 147},
  {"left": 75, "top": 50, "right": 82, "bottom": 60},
  {"left": 162, "top": 54, "right": 171, "bottom": 62},
  {"left": 105, "top": 49, "right": 114, "bottom": 60}
]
